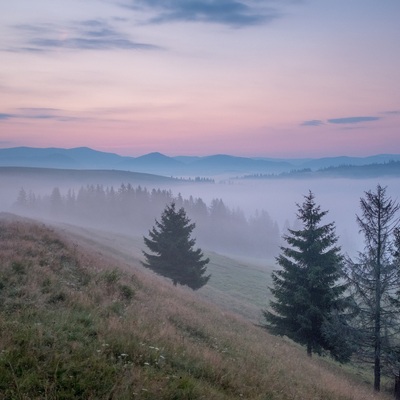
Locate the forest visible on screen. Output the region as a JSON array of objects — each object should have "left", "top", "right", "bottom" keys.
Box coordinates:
[{"left": 13, "top": 183, "right": 281, "bottom": 259}]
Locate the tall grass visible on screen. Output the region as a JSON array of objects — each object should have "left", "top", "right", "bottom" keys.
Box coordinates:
[{"left": 0, "top": 213, "right": 392, "bottom": 399}]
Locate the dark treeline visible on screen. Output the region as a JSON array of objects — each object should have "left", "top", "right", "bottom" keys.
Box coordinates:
[
  {"left": 243, "top": 161, "right": 400, "bottom": 180},
  {"left": 14, "top": 184, "right": 280, "bottom": 258}
]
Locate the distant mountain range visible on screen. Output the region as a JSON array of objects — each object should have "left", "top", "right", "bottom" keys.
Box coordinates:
[{"left": 0, "top": 146, "right": 400, "bottom": 177}]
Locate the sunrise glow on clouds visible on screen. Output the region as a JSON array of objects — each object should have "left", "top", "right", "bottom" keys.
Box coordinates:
[{"left": 0, "top": 0, "right": 399, "bottom": 157}]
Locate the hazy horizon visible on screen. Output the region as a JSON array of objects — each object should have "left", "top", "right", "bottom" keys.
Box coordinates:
[{"left": 1, "top": 144, "right": 400, "bottom": 161}]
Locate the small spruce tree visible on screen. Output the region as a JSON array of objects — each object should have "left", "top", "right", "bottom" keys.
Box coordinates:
[
  {"left": 264, "top": 191, "right": 350, "bottom": 360},
  {"left": 142, "top": 202, "right": 210, "bottom": 290}
]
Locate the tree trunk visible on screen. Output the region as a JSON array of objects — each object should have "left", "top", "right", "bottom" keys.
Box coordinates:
[
  {"left": 374, "top": 275, "right": 381, "bottom": 392},
  {"left": 374, "top": 206, "right": 382, "bottom": 392},
  {"left": 395, "top": 373, "right": 400, "bottom": 400},
  {"left": 307, "top": 342, "right": 312, "bottom": 357},
  {"left": 374, "top": 345, "right": 380, "bottom": 392}
]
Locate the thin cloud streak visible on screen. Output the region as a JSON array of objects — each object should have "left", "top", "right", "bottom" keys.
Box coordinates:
[
  {"left": 0, "top": 108, "right": 82, "bottom": 122},
  {"left": 126, "top": 0, "right": 281, "bottom": 28},
  {"left": 0, "top": 114, "right": 15, "bottom": 121},
  {"left": 381, "top": 110, "right": 400, "bottom": 115},
  {"left": 301, "top": 120, "right": 324, "bottom": 127},
  {"left": 7, "top": 20, "right": 162, "bottom": 53},
  {"left": 327, "top": 116, "right": 380, "bottom": 124},
  {"left": 302, "top": 115, "right": 382, "bottom": 127}
]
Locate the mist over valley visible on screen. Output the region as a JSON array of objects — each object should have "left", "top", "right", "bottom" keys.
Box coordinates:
[{"left": 1, "top": 146, "right": 400, "bottom": 259}]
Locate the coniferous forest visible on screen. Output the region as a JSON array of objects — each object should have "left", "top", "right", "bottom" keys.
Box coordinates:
[{"left": 13, "top": 183, "right": 281, "bottom": 259}]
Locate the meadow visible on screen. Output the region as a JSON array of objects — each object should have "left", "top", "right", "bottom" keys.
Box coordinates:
[{"left": 0, "top": 213, "right": 394, "bottom": 399}]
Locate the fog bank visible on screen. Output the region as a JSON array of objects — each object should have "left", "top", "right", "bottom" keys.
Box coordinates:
[
  {"left": 1, "top": 167, "right": 399, "bottom": 258},
  {"left": 171, "top": 177, "right": 400, "bottom": 256}
]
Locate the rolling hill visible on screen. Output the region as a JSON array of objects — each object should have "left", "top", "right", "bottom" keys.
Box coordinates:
[{"left": 0, "top": 213, "right": 393, "bottom": 399}]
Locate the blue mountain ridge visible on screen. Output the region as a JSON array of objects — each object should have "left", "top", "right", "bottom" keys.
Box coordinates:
[{"left": 0, "top": 146, "right": 399, "bottom": 177}]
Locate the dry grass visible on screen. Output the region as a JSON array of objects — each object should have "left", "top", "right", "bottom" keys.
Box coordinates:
[{"left": 0, "top": 213, "right": 393, "bottom": 399}]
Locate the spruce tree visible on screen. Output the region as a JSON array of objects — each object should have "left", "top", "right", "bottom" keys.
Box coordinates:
[
  {"left": 142, "top": 202, "right": 210, "bottom": 290},
  {"left": 264, "top": 191, "right": 349, "bottom": 360},
  {"left": 345, "top": 185, "right": 400, "bottom": 392}
]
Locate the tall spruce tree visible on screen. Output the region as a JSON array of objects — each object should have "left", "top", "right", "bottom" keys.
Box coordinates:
[
  {"left": 345, "top": 185, "right": 400, "bottom": 392},
  {"left": 264, "top": 191, "right": 349, "bottom": 360},
  {"left": 142, "top": 202, "right": 210, "bottom": 290}
]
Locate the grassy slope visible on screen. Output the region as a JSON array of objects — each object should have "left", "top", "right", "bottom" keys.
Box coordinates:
[
  {"left": 0, "top": 214, "right": 391, "bottom": 399},
  {"left": 49, "top": 222, "right": 273, "bottom": 323}
]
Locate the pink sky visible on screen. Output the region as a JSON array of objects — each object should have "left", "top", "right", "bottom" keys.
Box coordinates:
[{"left": 0, "top": 0, "right": 399, "bottom": 157}]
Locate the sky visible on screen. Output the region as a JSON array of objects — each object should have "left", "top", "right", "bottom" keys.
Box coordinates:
[{"left": 0, "top": 0, "right": 399, "bottom": 158}]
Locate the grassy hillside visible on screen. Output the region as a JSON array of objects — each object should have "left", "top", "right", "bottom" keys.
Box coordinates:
[
  {"left": 0, "top": 214, "right": 392, "bottom": 399},
  {"left": 46, "top": 223, "right": 273, "bottom": 323}
]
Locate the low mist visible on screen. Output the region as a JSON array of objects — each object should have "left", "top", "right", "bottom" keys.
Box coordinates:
[
  {"left": 1, "top": 167, "right": 399, "bottom": 261},
  {"left": 174, "top": 177, "right": 400, "bottom": 256}
]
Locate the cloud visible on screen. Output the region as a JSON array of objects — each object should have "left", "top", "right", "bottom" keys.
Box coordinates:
[
  {"left": 327, "top": 116, "right": 380, "bottom": 124},
  {"left": 301, "top": 120, "right": 324, "bottom": 127},
  {"left": 0, "top": 108, "right": 81, "bottom": 122},
  {"left": 381, "top": 110, "right": 400, "bottom": 115},
  {"left": 0, "top": 113, "right": 15, "bottom": 120},
  {"left": 127, "top": 0, "right": 281, "bottom": 28},
  {"left": 8, "top": 20, "right": 161, "bottom": 52},
  {"left": 301, "top": 114, "right": 382, "bottom": 127}
]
